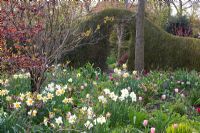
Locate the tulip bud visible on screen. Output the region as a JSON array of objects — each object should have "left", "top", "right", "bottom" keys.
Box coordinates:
[
  {"left": 150, "top": 127, "right": 155, "bottom": 133},
  {"left": 143, "top": 120, "right": 148, "bottom": 127}
]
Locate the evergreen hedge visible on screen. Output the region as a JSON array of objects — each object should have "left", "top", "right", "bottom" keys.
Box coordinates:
[
  {"left": 63, "top": 9, "right": 200, "bottom": 71},
  {"left": 128, "top": 16, "right": 200, "bottom": 71},
  {"left": 62, "top": 9, "right": 132, "bottom": 70}
]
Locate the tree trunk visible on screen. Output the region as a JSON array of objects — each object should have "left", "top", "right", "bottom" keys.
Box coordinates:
[
  {"left": 179, "top": 0, "right": 183, "bottom": 17},
  {"left": 30, "top": 68, "right": 46, "bottom": 93},
  {"left": 135, "top": 0, "right": 145, "bottom": 73},
  {"left": 116, "top": 24, "right": 124, "bottom": 62}
]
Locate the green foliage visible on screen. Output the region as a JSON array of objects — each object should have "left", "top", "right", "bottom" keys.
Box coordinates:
[
  {"left": 111, "top": 125, "right": 142, "bottom": 133},
  {"left": 128, "top": 14, "right": 200, "bottom": 71},
  {"left": 106, "top": 51, "right": 117, "bottom": 68},
  {"left": 189, "top": 89, "right": 200, "bottom": 106},
  {"left": 128, "top": 109, "right": 148, "bottom": 128},
  {"left": 1, "top": 65, "right": 200, "bottom": 132},
  {"left": 166, "top": 123, "right": 193, "bottom": 133},
  {"left": 171, "top": 103, "right": 187, "bottom": 116},
  {"left": 149, "top": 111, "right": 180, "bottom": 133},
  {"left": 0, "top": 108, "right": 29, "bottom": 132},
  {"left": 61, "top": 9, "right": 132, "bottom": 70},
  {"left": 59, "top": 8, "right": 200, "bottom": 71}
]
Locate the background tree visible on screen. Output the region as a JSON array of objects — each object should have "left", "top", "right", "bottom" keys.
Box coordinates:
[
  {"left": 169, "top": 0, "right": 199, "bottom": 17},
  {"left": 146, "top": 0, "right": 171, "bottom": 28},
  {"left": 135, "top": 0, "right": 145, "bottom": 73}
]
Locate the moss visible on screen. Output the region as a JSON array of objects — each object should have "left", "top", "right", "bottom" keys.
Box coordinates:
[{"left": 62, "top": 8, "right": 200, "bottom": 71}]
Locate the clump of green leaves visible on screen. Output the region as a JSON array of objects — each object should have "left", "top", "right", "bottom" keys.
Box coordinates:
[{"left": 166, "top": 123, "right": 193, "bottom": 133}]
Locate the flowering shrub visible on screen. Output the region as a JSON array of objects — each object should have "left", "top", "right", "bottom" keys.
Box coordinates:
[{"left": 0, "top": 64, "right": 200, "bottom": 132}]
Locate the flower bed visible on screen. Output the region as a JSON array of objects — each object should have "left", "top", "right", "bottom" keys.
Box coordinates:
[{"left": 0, "top": 64, "right": 200, "bottom": 132}]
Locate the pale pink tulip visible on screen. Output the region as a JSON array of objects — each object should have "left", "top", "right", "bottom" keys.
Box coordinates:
[
  {"left": 174, "top": 88, "right": 179, "bottom": 93},
  {"left": 161, "top": 94, "right": 166, "bottom": 100},
  {"left": 150, "top": 127, "right": 155, "bottom": 133},
  {"left": 139, "top": 96, "right": 143, "bottom": 101},
  {"left": 143, "top": 120, "right": 148, "bottom": 127},
  {"left": 173, "top": 123, "right": 178, "bottom": 128}
]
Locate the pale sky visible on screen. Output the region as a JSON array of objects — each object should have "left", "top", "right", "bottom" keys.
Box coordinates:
[
  {"left": 170, "top": 0, "right": 200, "bottom": 17},
  {"left": 88, "top": 0, "right": 200, "bottom": 18}
]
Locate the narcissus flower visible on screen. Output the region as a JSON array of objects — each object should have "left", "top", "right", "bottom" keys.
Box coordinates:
[
  {"left": 45, "top": 83, "right": 55, "bottom": 92},
  {"left": 19, "top": 93, "right": 26, "bottom": 100},
  {"left": 119, "top": 88, "right": 129, "bottom": 101},
  {"left": 115, "top": 82, "right": 119, "bottom": 86},
  {"left": 25, "top": 92, "right": 32, "bottom": 97},
  {"left": 93, "top": 81, "right": 97, "bottom": 85},
  {"left": 43, "top": 117, "right": 48, "bottom": 126},
  {"left": 42, "top": 96, "right": 48, "bottom": 103},
  {"left": 98, "top": 95, "right": 107, "bottom": 104},
  {"left": 80, "top": 106, "right": 87, "bottom": 114},
  {"left": 114, "top": 68, "right": 122, "bottom": 75},
  {"left": 37, "top": 94, "right": 43, "bottom": 100},
  {"left": 55, "top": 116, "right": 63, "bottom": 125},
  {"left": 86, "top": 94, "right": 90, "bottom": 99},
  {"left": 49, "top": 112, "right": 55, "bottom": 118},
  {"left": 0, "top": 89, "right": 9, "bottom": 96},
  {"left": 6, "top": 96, "right": 12, "bottom": 101},
  {"left": 130, "top": 92, "right": 137, "bottom": 102},
  {"left": 84, "top": 120, "right": 93, "bottom": 129},
  {"left": 96, "top": 115, "right": 106, "bottom": 125},
  {"left": 26, "top": 98, "right": 34, "bottom": 106},
  {"left": 122, "top": 64, "right": 127, "bottom": 70},
  {"left": 87, "top": 107, "right": 95, "bottom": 119},
  {"left": 55, "top": 88, "right": 65, "bottom": 96},
  {"left": 28, "top": 109, "right": 37, "bottom": 116},
  {"left": 47, "top": 93, "right": 54, "bottom": 100},
  {"left": 68, "top": 78, "right": 73, "bottom": 83},
  {"left": 132, "top": 70, "right": 137, "bottom": 75},
  {"left": 13, "top": 102, "right": 21, "bottom": 109},
  {"left": 122, "top": 72, "right": 129, "bottom": 78},
  {"left": 109, "top": 92, "right": 118, "bottom": 101},
  {"left": 77, "top": 73, "right": 81, "bottom": 77},
  {"left": 68, "top": 114, "right": 77, "bottom": 124},
  {"left": 103, "top": 89, "right": 110, "bottom": 95},
  {"left": 106, "top": 112, "right": 111, "bottom": 118},
  {"left": 50, "top": 123, "right": 56, "bottom": 128},
  {"left": 62, "top": 97, "right": 73, "bottom": 104}
]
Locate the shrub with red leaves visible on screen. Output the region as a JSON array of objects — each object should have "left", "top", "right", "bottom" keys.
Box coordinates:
[
  {"left": 0, "top": 0, "right": 87, "bottom": 92},
  {"left": 117, "top": 52, "right": 128, "bottom": 66}
]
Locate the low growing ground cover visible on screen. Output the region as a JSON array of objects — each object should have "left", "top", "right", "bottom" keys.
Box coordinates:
[{"left": 0, "top": 64, "right": 200, "bottom": 133}]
